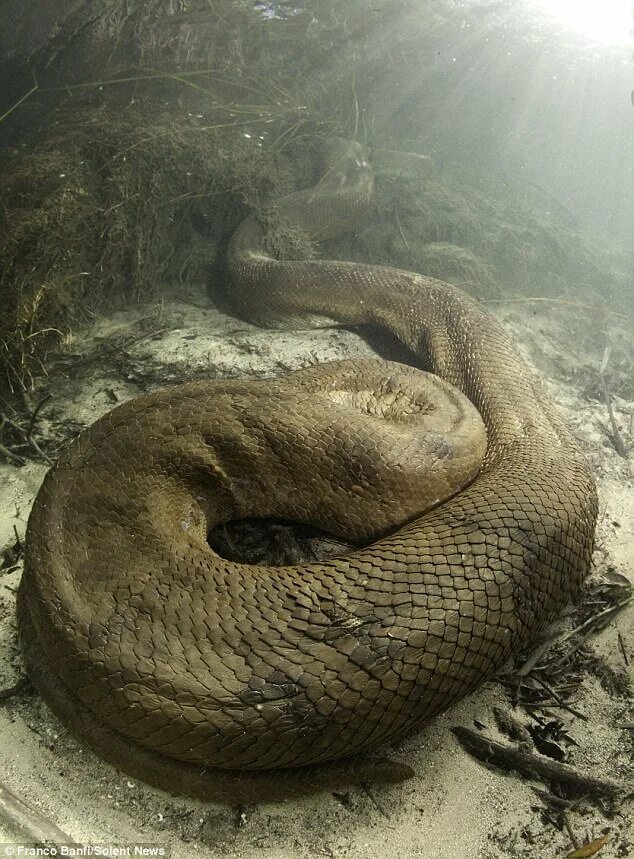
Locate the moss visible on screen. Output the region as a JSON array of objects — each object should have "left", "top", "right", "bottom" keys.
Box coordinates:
[
  {"left": 0, "top": 102, "right": 292, "bottom": 397},
  {"left": 0, "top": 145, "right": 99, "bottom": 394},
  {"left": 333, "top": 167, "right": 630, "bottom": 315},
  {"left": 0, "top": 70, "right": 629, "bottom": 401}
]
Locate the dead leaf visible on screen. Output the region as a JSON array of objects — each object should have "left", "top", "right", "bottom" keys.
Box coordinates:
[
  {"left": 566, "top": 833, "right": 609, "bottom": 858},
  {"left": 603, "top": 569, "right": 630, "bottom": 588}
]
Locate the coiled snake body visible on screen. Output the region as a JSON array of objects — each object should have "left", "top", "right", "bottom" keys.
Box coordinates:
[{"left": 17, "top": 140, "right": 597, "bottom": 802}]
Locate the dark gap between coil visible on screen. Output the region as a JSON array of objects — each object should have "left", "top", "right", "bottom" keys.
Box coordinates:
[{"left": 208, "top": 517, "right": 358, "bottom": 566}]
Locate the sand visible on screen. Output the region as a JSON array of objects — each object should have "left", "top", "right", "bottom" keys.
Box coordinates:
[{"left": 0, "top": 289, "right": 631, "bottom": 858}]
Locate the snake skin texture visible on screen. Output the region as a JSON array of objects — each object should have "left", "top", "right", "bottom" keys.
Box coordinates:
[{"left": 17, "top": 140, "right": 598, "bottom": 803}]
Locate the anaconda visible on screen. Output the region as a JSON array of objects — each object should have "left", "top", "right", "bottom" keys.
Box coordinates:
[{"left": 17, "top": 139, "right": 597, "bottom": 802}]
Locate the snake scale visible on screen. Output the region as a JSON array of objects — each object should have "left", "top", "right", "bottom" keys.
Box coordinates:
[{"left": 17, "top": 139, "right": 597, "bottom": 802}]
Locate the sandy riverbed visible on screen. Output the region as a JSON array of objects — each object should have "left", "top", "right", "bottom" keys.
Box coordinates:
[{"left": 0, "top": 291, "right": 631, "bottom": 858}]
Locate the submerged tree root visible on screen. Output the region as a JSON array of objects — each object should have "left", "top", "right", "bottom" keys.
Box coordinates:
[
  {"left": 452, "top": 726, "right": 624, "bottom": 806},
  {"left": 0, "top": 780, "right": 75, "bottom": 846}
]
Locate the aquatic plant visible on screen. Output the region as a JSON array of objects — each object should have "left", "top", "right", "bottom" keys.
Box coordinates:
[{"left": 0, "top": 0, "right": 629, "bottom": 403}]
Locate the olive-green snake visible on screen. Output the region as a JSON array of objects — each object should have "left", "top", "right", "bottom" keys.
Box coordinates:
[{"left": 17, "top": 139, "right": 597, "bottom": 803}]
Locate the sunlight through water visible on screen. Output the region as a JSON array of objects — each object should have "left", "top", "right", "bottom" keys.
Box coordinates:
[{"left": 538, "top": 0, "right": 633, "bottom": 44}]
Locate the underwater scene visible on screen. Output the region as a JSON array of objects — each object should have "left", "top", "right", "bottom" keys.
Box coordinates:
[{"left": 0, "top": 2, "right": 631, "bottom": 857}]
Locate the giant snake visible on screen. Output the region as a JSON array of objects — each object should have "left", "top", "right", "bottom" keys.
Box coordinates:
[{"left": 17, "top": 139, "right": 597, "bottom": 802}]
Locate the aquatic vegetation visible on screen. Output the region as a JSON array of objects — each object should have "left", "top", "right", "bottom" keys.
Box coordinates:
[
  {"left": 0, "top": 104, "right": 294, "bottom": 399},
  {"left": 0, "top": 0, "right": 629, "bottom": 400}
]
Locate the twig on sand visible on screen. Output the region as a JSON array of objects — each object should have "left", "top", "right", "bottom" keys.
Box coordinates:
[
  {"left": 0, "top": 780, "right": 75, "bottom": 846},
  {"left": 551, "top": 596, "right": 633, "bottom": 669},
  {"left": 361, "top": 784, "right": 390, "bottom": 819},
  {"left": 515, "top": 639, "right": 553, "bottom": 677},
  {"left": 452, "top": 726, "right": 623, "bottom": 804},
  {"left": 26, "top": 394, "right": 52, "bottom": 439},
  {"left": 532, "top": 677, "right": 587, "bottom": 721},
  {"left": 502, "top": 582, "right": 631, "bottom": 717},
  {"left": 562, "top": 811, "right": 581, "bottom": 850},
  {"left": 598, "top": 346, "right": 629, "bottom": 458},
  {"left": 0, "top": 678, "right": 31, "bottom": 706},
  {"left": 0, "top": 442, "right": 25, "bottom": 465},
  {"left": 530, "top": 786, "right": 579, "bottom": 810},
  {"left": 0, "top": 396, "right": 53, "bottom": 465},
  {"left": 617, "top": 632, "right": 629, "bottom": 666}
]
